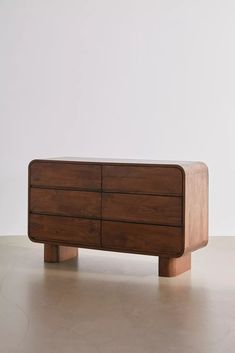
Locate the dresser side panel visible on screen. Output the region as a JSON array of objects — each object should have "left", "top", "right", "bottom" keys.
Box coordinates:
[{"left": 183, "top": 163, "right": 209, "bottom": 252}]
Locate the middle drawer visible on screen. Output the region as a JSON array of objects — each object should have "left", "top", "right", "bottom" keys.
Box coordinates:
[
  {"left": 102, "top": 193, "right": 183, "bottom": 226},
  {"left": 30, "top": 188, "right": 101, "bottom": 218}
]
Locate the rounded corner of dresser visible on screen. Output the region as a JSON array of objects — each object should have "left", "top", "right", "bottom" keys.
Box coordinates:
[
  {"left": 200, "top": 161, "right": 208, "bottom": 168},
  {"left": 160, "top": 246, "right": 186, "bottom": 258},
  {"left": 185, "top": 237, "right": 209, "bottom": 254},
  {"left": 174, "top": 164, "right": 186, "bottom": 178},
  {"left": 173, "top": 247, "right": 186, "bottom": 258},
  {"left": 28, "top": 159, "right": 38, "bottom": 171},
  {"left": 202, "top": 237, "right": 209, "bottom": 248},
  {"left": 199, "top": 161, "right": 209, "bottom": 175},
  {"left": 28, "top": 233, "right": 37, "bottom": 243}
]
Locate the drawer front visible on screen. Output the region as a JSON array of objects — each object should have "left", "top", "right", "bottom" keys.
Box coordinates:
[
  {"left": 102, "top": 221, "right": 183, "bottom": 255},
  {"left": 30, "top": 188, "right": 101, "bottom": 218},
  {"left": 102, "top": 165, "right": 183, "bottom": 195},
  {"left": 29, "top": 214, "right": 101, "bottom": 246},
  {"left": 30, "top": 161, "right": 101, "bottom": 190},
  {"left": 102, "top": 193, "right": 182, "bottom": 226}
]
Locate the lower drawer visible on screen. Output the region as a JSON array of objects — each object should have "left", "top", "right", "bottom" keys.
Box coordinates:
[
  {"left": 29, "top": 214, "right": 101, "bottom": 246},
  {"left": 102, "top": 221, "right": 184, "bottom": 256}
]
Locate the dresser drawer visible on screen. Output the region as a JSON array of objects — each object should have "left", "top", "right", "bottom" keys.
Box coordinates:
[
  {"left": 102, "top": 193, "right": 182, "bottom": 226},
  {"left": 29, "top": 214, "right": 101, "bottom": 246},
  {"left": 102, "top": 221, "right": 183, "bottom": 255},
  {"left": 29, "top": 161, "right": 101, "bottom": 190},
  {"left": 30, "top": 188, "right": 101, "bottom": 218},
  {"left": 102, "top": 165, "right": 183, "bottom": 195}
]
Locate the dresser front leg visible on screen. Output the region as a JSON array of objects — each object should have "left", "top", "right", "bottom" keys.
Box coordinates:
[
  {"left": 44, "top": 244, "right": 78, "bottom": 263},
  {"left": 158, "top": 253, "right": 191, "bottom": 277}
]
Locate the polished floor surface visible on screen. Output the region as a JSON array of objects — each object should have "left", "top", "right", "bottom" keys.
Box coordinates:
[{"left": 0, "top": 236, "right": 234, "bottom": 353}]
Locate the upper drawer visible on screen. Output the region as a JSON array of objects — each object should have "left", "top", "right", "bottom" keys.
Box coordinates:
[
  {"left": 102, "top": 165, "right": 183, "bottom": 195},
  {"left": 29, "top": 161, "right": 101, "bottom": 190}
]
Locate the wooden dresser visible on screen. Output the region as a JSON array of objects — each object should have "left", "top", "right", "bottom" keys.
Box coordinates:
[{"left": 28, "top": 158, "right": 208, "bottom": 277}]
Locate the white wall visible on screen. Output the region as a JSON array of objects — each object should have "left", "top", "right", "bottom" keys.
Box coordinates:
[{"left": 1, "top": 0, "right": 235, "bottom": 236}]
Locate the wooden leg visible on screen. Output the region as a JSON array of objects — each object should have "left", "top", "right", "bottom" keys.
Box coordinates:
[
  {"left": 44, "top": 244, "right": 78, "bottom": 263},
  {"left": 159, "top": 253, "right": 191, "bottom": 277}
]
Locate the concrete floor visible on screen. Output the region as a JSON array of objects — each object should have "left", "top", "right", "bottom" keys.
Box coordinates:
[{"left": 0, "top": 236, "right": 234, "bottom": 353}]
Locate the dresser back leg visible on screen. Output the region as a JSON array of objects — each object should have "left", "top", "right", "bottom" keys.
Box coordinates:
[
  {"left": 159, "top": 253, "right": 191, "bottom": 277},
  {"left": 44, "top": 244, "right": 78, "bottom": 263}
]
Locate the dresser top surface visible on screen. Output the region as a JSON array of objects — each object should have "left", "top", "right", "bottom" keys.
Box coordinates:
[{"left": 32, "top": 157, "right": 206, "bottom": 168}]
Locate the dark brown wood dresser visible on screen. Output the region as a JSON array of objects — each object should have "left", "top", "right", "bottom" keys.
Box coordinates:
[{"left": 28, "top": 157, "right": 208, "bottom": 277}]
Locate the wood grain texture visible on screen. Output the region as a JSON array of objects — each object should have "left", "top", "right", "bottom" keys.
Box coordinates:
[
  {"left": 102, "top": 193, "right": 182, "bottom": 226},
  {"left": 103, "top": 165, "right": 183, "bottom": 195},
  {"left": 29, "top": 160, "right": 101, "bottom": 190},
  {"left": 30, "top": 188, "right": 101, "bottom": 218},
  {"left": 29, "top": 214, "right": 101, "bottom": 246},
  {"left": 28, "top": 158, "right": 208, "bottom": 276},
  {"left": 102, "top": 221, "right": 183, "bottom": 255},
  {"left": 182, "top": 163, "right": 208, "bottom": 253},
  {"left": 158, "top": 253, "right": 191, "bottom": 277},
  {"left": 44, "top": 244, "right": 78, "bottom": 263}
]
